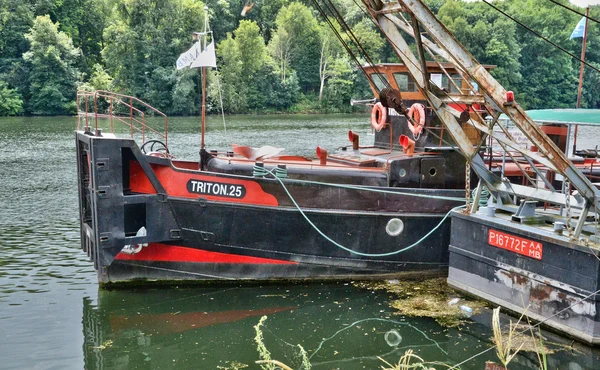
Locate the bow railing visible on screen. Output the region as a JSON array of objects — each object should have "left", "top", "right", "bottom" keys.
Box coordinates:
[{"left": 77, "top": 90, "right": 169, "bottom": 151}]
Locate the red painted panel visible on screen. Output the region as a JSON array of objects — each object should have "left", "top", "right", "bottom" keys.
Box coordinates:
[
  {"left": 488, "top": 229, "right": 543, "bottom": 260},
  {"left": 115, "top": 243, "right": 297, "bottom": 265},
  {"left": 129, "top": 161, "right": 278, "bottom": 206}
]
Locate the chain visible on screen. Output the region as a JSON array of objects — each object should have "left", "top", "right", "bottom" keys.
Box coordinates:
[
  {"left": 565, "top": 180, "right": 573, "bottom": 239},
  {"left": 594, "top": 202, "right": 600, "bottom": 243},
  {"left": 465, "top": 162, "right": 471, "bottom": 211}
]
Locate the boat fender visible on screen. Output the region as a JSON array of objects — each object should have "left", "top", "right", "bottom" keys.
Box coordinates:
[
  {"left": 370, "top": 102, "right": 388, "bottom": 131},
  {"left": 407, "top": 103, "right": 425, "bottom": 136}
]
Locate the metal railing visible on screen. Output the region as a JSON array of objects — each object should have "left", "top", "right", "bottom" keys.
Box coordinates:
[{"left": 77, "top": 90, "right": 169, "bottom": 151}]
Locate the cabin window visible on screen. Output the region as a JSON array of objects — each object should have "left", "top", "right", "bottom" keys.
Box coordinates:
[
  {"left": 439, "top": 73, "right": 463, "bottom": 93},
  {"left": 370, "top": 73, "right": 389, "bottom": 92},
  {"left": 393, "top": 73, "right": 418, "bottom": 92}
]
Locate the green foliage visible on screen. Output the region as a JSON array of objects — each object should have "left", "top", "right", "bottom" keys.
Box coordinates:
[
  {"left": 275, "top": 2, "right": 321, "bottom": 91},
  {"left": 23, "top": 15, "right": 80, "bottom": 115},
  {"left": 213, "top": 33, "right": 246, "bottom": 113},
  {"left": 102, "top": 0, "right": 206, "bottom": 112},
  {"left": 0, "top": 0, "right": 34, "bottom": 60},
  {"left": 323, "top": 57, "right": 353, "bottom": 110},
  {"left": 235, "top": 20, "right": 267, "bottom": 77},
  {"left": 0, "top": 81, "right": 24, "bottom": 116},
  {"left": 79, "top": 63, "right": 113, "bottom": 92},
  {"left": 2, "top": 0, "right": 600, "bottom": 115}
]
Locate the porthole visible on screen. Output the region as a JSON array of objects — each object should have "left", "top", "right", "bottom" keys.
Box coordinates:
[{"left": 386, "top": 218, "right": 404, "bottom": 236}]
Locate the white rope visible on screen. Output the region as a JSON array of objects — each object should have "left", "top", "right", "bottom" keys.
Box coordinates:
[{"left": 214, "top": 68, "right": 227, "bottom": 133}]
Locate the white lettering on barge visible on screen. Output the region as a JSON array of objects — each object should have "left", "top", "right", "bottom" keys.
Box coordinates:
[{"left": 187, "top": 180, "right": 246, "bottom": 198}]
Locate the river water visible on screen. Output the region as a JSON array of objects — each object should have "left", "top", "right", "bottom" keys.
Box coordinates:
[{"left": 1, "top": 115, "right": 599, "bottom": 369}]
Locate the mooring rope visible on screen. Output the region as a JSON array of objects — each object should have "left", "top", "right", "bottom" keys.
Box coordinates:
[
  {"left": 253, "top": 165, "right": 465, "bottom": 203},
  {"left": 256, "top": 166, "right": 465, "bottom": 257},
  {"left": 306, "top": 317, "right": 449, "bottom": 360}
]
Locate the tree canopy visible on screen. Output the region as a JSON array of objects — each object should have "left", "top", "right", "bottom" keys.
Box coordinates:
[{"left": 1, "top": 0, "right": 600, "bottom": 115}]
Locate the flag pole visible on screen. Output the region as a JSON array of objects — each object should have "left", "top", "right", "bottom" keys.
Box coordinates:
[
  {"left": 200, "top": 7, "right": 209, "bottom": 151},
  {"left": 576, "top": 7, "right": 590, "bottom": 109},
  {"left": 201, "top": 65, "right": 206, "bottom": 150},
  {"left": 574, "top": 7, "right": 589, "bottom": 155}
]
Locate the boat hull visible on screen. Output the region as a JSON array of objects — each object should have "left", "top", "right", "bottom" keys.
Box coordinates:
[
  {"left": 76, "top": 131, "right": 463, "bottom": 285},
  {"left": 448, "top": 211, "right": 600, "bottom": 344}
]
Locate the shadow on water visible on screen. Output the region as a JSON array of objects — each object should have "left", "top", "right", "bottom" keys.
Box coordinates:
[{"left": 2, "top": 116, "right": 600, "bottom": 369}]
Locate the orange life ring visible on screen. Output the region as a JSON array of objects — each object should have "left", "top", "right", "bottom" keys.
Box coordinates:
[
  {"left": 370, "top": 102, "right": 387, "bottom": 131},
  {"left": 407, "top": 103, "right": 425, "bottom": 136}
]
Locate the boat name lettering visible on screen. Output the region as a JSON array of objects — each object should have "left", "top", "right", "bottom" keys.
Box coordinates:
[
  {"left": 488, "top": 229, "right": 542, "bottom": 260},
  {"left": 187, "top": 180, "right": 246, "bottom": 198}
]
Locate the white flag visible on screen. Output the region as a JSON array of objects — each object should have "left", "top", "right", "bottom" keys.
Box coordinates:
[
  {"left": 190, "top": 41, "right": 217, "bottom": 68},
  {"left": 176, "top": 41, "right": 201, "bottom": 70}
]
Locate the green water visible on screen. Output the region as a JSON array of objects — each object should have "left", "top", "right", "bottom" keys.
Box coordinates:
[{"left": 0, "top": 115, "right": 598, "bottom": 369}]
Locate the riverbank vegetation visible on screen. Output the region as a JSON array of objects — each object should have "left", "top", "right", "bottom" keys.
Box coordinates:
[{"left": 1, "top": 0, "right": 599, "bottom": 116}]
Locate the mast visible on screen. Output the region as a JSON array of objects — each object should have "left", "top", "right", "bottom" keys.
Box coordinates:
[
  {"left": 200, "top": 6, "right": 209, "bottom": 150},
  {"left": 176, "top": 6, "right": 216, "bottom": 161}
]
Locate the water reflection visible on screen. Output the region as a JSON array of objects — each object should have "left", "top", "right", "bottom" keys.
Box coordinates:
[
  {"left": 81, "top": 283, "right": 600, "bottom": 370},
  {"left": 82, "top": 284, "right": 463, "bottom": 369}
]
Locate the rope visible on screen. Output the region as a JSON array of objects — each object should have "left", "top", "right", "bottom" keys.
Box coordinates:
[
  {"left": 482, "top": 0, "right": 600, "bottom": 76},
  {"left": 256, "top": 166, "right": 465, "bottom": 257},
  {"left": 275, "top": 166, "right": 288, "bottom": 178},
  {"left": 309, "top": 0, "right": 390, "bottom": 91},
  {"left": 308, "top": 317, "right": 448, "bottom": 360},
  {"left": 214, "top": 68, "right": 227, "bottom": 133},
  {"left": 252, "top": 165, "right": 465, "bottom": 202},
  {"left": 473, "top": 184, "right": 490, "bottom": 208},
  {"left": 465, "top": 162, "right": 471, "bottom": 210},
  {"left": 253, "top": 163, "right": 268, "bottom": 177},
  {"left": 547, "top": 0, "right": 600, "bottom": 26}
]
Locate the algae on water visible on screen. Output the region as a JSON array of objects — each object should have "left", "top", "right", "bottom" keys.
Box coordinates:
[{"left": 356, "top": 278, "right": 486, "bottom": 327}]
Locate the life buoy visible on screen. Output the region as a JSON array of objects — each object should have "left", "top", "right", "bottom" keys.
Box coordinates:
[
  {"left": 407, "top": 103, "right": 425, "bottom": 136},
  {"left": 370, "top": 102, "right": 388, "bottom": 131}
]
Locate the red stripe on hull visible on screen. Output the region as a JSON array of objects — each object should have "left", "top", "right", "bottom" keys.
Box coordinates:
[{"left": 115, "top": 243, "right": 297, "bottom": 265}]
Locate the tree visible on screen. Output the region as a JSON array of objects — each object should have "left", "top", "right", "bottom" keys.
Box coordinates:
[
  {"left": 212, "top": 33, "right": 246, "bottom": 113},
  {"left": 235, "top": 20, "right": 267, "bottom": 77},
  {"left": 78, "top": 63, "right": 113, "bottom": 92},
  {"left": 324, "top": 56, "right": 353, "bottom": 110},
  {"left": 274, "top": 2, "right": 322, "bottom": 91},
  {"left": 102, "top": 0, "right": 206, "bottom": 112},
  {"left": 267, "top": 28, "right": 293, "bottom": 83},
  {"left": 0, "top": 81, "right": 23, "bottom": 116},
  {"left": 0, "top": 0, "right": 34, "bottom": 61},
  {"left": 23, "top": 15, "right": 80, "bottom": 115},
  {"left": 318, "top": 22, "right": 341, "bottom": 103}
]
